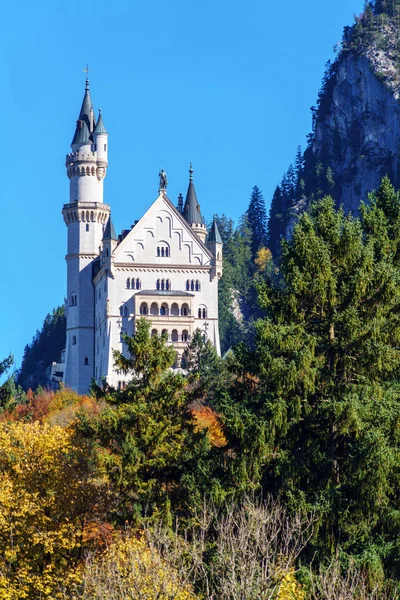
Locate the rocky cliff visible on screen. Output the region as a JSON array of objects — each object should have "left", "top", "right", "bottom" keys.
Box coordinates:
[
  {"left": 268, "top": 3, "right": 400, "bottom": 251},
  {"left": 316, "top": 54, "right": 400, "bottom": 211}
]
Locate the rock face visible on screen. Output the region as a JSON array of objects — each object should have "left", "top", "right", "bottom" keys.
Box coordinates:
[
  {"left": 273, "top": 13, "right": 400, "bottom": 245},
  {"left": 313, "top": 52, "right": 400, "bottom": 215}
]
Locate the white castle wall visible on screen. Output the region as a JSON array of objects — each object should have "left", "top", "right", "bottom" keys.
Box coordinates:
[{"left": 63, "top": 93, "right": 221, "bottom": 393}]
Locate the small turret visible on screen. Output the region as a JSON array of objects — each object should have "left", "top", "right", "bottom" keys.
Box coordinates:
[
  {"left": 93, "top": 109, "right": 108, "bottom": 181},
  {"left": 206, "top": 219, "right": 223, "bottom": 280},
  {"left": 182, "top": 164, "right": 207, "bottom": 243},
  {"left": 177, "top": 193, "right": 183, "bottom": 214},
  {"left": 102, "top": 215, "right": 117, "bottom": 273}
]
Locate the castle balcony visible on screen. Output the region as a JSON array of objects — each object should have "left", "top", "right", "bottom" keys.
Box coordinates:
[
  {"left": 137, "top": 314, "right": 195, "bottom": 325},
  {"left": 134, "top": 290, "right": 195, "bottom": 319}
]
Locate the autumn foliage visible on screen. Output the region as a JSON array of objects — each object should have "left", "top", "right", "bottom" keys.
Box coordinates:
[
  {"left": 0, "top": 421, "right": 101, "bottom": 598},
  {"left": 1, "top": 386, "right": 99, "bottom": 426},
  {"left": 191, "top": 405, "right": 227, "bottom": 447},
  {"left": 79, "top": 533, "right": 197, "bottom": 599}
]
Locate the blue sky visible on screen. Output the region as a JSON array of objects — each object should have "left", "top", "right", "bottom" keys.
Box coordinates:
[{"left": 0, "top": 0, "right": 364, "bottom": 370}]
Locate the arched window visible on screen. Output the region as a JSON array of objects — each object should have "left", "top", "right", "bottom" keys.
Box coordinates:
[
  {"left": 171, "top": 329, "right": 178, "bottom": 342},
  {"left": 151, "top": 329, "right": 158, "bottom": 337},
  {"left": 195, "top": 280, "right": 201, "bottom": 291},
  {"left": 182, "top": 330, "right": 188, "bottom": 342},
  {"left": 123, "top": 306, "right": 128, "bottom": 317},
  {"left": 186, "top": 280, "right": 190, "bottom": 291},
  {"left": 72, "top": 335, "right": 76, "bottom": 345},
  {"left": 161, "top": 329, "right": 168, "bottom": 339},
  {"left": 126, "top": 278, "right": 131, "bottom": 289},
  {"left": 160, "top": 306, "right": 166, "bottom": 316},
  {"left": 171, "top": 303, "right": 179, "bottom": 316},
  {"left": 198, "top": 308, "right": 201, "bottom": 319},
  {"left": 140, "top": 302, "right": 148, "bottom": 315},
  {"left": 84, "top": 357, "right": 89, "bottom": 365},
  {"left": 70, "top": 294, "right": 77, "bottom": 307},
  {"left": 161, "top": 279, "right": 165, "bottom": 291},
  {"left": 166, "top": 279, "right": 170, "bottom": 291},
  {"left": 191, "top": 280, "right": 195, "bottom": 291},
  {"left": 181, "top": 303, "right": 189, "bottom": 316},
  {"left": 136, "top": 278, "right": 141, "bottom": 290},
  {"left": 150, "top": 302, "right": 158, "bottom": 316},
  {"left": 156, "top": 279, "right": 160, "bottom": 290},
  {"left": 202, "top": 307, "right": 207, "bottom": 319},
  {"left": 157, "top": 243, "right": 170, "bottom": 257}
]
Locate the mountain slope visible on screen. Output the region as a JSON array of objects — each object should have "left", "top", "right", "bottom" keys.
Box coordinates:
[{"left": 268, "top": 1, "right": 400, "bottom": 251}]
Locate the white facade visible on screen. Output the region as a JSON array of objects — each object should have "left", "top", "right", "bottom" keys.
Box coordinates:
[{"left": 62, "top": 81, "right": 222, "bottom": 394}]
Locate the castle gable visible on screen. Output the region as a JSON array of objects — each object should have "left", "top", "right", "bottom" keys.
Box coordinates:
[{"left": 113, "top": 194, "right": 212, "bottom": 266}]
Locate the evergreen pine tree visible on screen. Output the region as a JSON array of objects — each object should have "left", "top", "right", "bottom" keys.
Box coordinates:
[
  {"left": 267, "top": 186, "right": 285, "bottom": 257},
  {"left": 246, "top": 186, "right": 268, "bottom": 257},
  {"left": 77, "top": 319, "right": 215, "bottom": 523},
  {"left": 0, "top": 354, "right": 14, "bottom": 408},
  {"left": 227, "top": 181, "right": 400, "bottom": 579}
]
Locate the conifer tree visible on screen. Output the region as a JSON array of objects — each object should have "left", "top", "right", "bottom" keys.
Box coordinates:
[
  {"left": 246, "top": 186, "right": 268, "bottom": 257},
  {"left": 76, "top": 319, "right": 214, "bottom": 523},
  {"left": 267, "top": 186, "right": 285, "bottom": 257},
  {"left": 0, "top": 354, "right": 14, "bottom": 408},
  {"left": 228, "top": 181, "right": 400, "bottom": 578}
]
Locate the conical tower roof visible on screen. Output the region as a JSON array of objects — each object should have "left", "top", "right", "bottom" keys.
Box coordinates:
[
  {"left": 103, "top": 216, "right": 117, "bottom": 241},
  {"left": 207, "top": 219, "right": 222, "bottom": 244},
  {"left": 94, "top": 109, "right": 107, "bottom": 134},
  {"left": 74, "top": 119, "right": 90, "bottom": 145},
  {"left": 71, "top": 77, "right": 95, "bottom": 145},
  {"left": 182, "top": 164, "right": 204, "bottom": 225}
]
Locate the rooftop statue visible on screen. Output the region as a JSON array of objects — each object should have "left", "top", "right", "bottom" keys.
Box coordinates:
[{"left": 159, "top": 169, "right": 168, "bottom": 190}]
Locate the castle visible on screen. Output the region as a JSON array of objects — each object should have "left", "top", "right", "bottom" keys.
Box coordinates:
[{"left": 62, "top": 78, "right": 223, "bottom": 394}]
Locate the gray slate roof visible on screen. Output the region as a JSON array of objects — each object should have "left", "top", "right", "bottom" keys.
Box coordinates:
[
  {"left": 74, "top": 119, "right": 90, "bottom": 145},
  {"left": 182, "top": 166, "right": 205, "bottom": 225},
  {"left": 94, "top": 110, "right": 107, "bottom": 134},
  {"left": 207, "top": 219, "right": 222, "bottom": 244},
  {"left": 103, "top": 216, "right": 117, "bottom": 240},
  {"left": 71, "top": 81, "right": 94, "bottom": 145}
]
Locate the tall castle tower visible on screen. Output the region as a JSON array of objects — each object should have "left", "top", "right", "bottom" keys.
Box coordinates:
[{"left": 62, "top": 77, "right": 110, "bottom": 393}]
